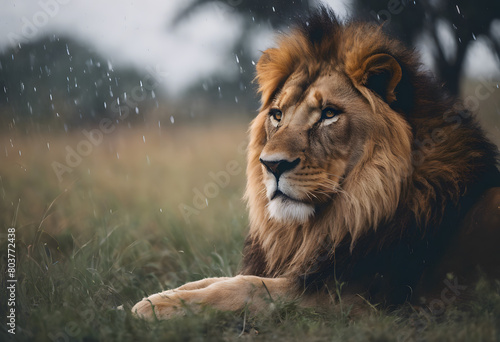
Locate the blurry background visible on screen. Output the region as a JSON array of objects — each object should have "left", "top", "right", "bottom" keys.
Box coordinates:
[
  {"left": 0, "top": 1, "right": 499, "bottom": 340},
  {"left": 1, "top": 0, "right": 499, "bottom": 127}
]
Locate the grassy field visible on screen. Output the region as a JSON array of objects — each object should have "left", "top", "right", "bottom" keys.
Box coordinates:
[{"left": 1, "top": 106, "right": 500, "bottom": 341}]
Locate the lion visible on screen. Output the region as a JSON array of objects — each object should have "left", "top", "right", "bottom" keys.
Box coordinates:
[{"left": 132, "top": 6, "right": 500, "bottom": 320}]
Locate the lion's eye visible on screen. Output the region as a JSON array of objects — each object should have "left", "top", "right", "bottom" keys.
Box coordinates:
[
  {"left": 269, "top": 109, "right": 283, "bottom": 124},
  {"left": 321, "top": 107, "right": 342, "bottom": 121}
]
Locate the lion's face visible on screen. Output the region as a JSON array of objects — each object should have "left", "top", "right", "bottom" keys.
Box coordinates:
[{"left": 259, "top": 69, "right": 375, "bottom": 222}]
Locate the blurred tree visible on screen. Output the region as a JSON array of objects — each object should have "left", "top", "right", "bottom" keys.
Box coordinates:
[
  {"left": 352, "top": 0, "right": 500, "bottom": 95},
  {"left": 0, "top": 36, "right": 164, "bottom": 131},
  {"left": 174, "top": 0, "right": 499, "bottom": 100}
]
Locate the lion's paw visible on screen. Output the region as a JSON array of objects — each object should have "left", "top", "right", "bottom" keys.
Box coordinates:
[{"left": 131, "top": 291, "right": 189, "bottom": 321}]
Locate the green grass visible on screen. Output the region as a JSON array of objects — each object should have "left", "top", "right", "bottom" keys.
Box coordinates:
[{"left": 1, "top": 116, "right": 500, "bottom": 341}]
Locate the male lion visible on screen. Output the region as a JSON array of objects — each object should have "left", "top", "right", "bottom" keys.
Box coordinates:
[{"left": 133, "top": 7, "right": 500, "bottom": 320}]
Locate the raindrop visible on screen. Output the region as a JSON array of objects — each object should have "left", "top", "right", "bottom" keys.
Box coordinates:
[
  {"left": 472, "top": 33, "right": 476, "bottom": 40},
  {"left": 251, "top": 60, "right": 256, "bottom": 66},
  {"left": 151, "top": 90, "right": 156, "bottom": 99},
  {"left": 117, "top": 98, "right": 120, "bottom": 105},
  {"left": 135, "top": 107, "right": 139, "bottom": 114},
  {"left": 33, "top": 86, "right": 37, "bottom": 92},
  {"left": 18, "top": 150, "right": 21, "bottom": 156},
  {"left": 47, "top": 142, "right": 50, "bottom": 150},
  {"left": 107, "top": 60, "right": 113, "bottom": 71},
  {"left": 146, "top": 155, "right": 150, "bottom": 165},
  {"left": 170, "top": 116, "right": 175, "bottom": 124},
  {"left": 20, "top": 82, "right": 24, "bottom": 92},
  {"left": 116, "top": 153, "right": 120, "bottom": 159},
  {"left": 64, "top": 124, "right": 68, "bottom": 132},
  {"left": 142, "top": 135, "right": 146, "bottom": 143},
  {"left": 49, "top": 93, "right": 53, "bottom": 100},
  {"left": 29, "top": 53, "right": 35, "bottom": 69},
  {"left": 158, "top": 120, "right": 161, "bottom": 128},
  {"left": 159, "top": 208, "right": 163, "bottom": 213},
  {"left": 235, "top": 96, "right": 238, "bottom": 103},
  {"left": 66, "top": 44, "right": 70, "bottom": 55},
  {"left": 235, "top": 55, "right": 240, "bottom": 64},
  {"left": 306, "top": 21, "right": 310, "bottom": 26},
  {"left": 206, "top": 198, "right": 209, "bottom": 206},
  {"left": 104, "top": 102, "right": 107, "bottom": 109},
  {"left": 56, "top": 112, "right": 60, "bottom": 117},
  {"left": 455, "top": 5, "right": 460, "bottom": 14},
  {"left": 272, "top": 6, "right": 275, "bottom": 12},
  {"left": 140, "top": 80, "right": 143, "bottom": 87}
]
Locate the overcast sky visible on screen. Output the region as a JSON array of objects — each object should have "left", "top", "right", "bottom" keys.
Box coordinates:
[{"left": 0, "top": 0, "right": 498, "bottom": 96}]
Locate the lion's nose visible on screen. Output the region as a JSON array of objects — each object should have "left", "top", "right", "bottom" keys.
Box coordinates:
[{"left": 259, "top": 157, "right": 300, "bottom": 179}]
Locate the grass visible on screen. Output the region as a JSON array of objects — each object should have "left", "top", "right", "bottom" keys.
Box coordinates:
[{"left": 1, "top": 104, "right": 500, "bottom": 341}]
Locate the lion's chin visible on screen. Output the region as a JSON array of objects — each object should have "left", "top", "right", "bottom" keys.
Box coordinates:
[{"left": 267, "top": 197, "right": 315, "bottom": 223}]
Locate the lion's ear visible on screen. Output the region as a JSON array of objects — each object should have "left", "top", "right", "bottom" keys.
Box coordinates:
[{"left": 350, "top": 53, "right": 402, "bottom": 104}]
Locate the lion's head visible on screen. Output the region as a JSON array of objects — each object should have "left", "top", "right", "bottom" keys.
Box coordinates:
[
  {"left": 243, "top": 7, "right": 493, "bottom": 277},
  {"left": 246, "top": 7, "right": 414, "bottom": 262}
]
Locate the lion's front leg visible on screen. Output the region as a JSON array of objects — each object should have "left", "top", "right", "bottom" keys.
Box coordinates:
[
  {"left": 174, "top": 277, "right": 231, "bottom": 291},
  {"left": 131, "top": 276, "right": 293, "bottom": 321}
]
